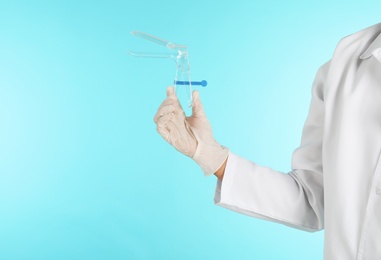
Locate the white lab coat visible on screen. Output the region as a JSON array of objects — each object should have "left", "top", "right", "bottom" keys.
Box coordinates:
[{"left": 215, "top": 23, "right": 381, "bottom": 260}]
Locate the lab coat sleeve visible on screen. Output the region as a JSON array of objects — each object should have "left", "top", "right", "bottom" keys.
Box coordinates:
[{"left": 214, "top": 62, "right": 329, "bottom": 232}]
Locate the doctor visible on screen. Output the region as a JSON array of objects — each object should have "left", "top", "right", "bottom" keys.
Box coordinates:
[{"left": 154, "top": 23, "right": 381, "bottom": 259}]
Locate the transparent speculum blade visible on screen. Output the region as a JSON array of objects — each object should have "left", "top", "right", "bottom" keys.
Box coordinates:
[
  {"left": 130, "top": 31, "right": 169, "bottom": 47},
  {"left": 127, "top": 51, "right": 175, "bottom": 59},
  {"left": 174, "top": 51, "right": 192, "bottom": 116},
  {"left": 131, "top": 31, "right": 187, "bottom": 51},
  {"left": 129, "top": 31, "right": 204, "bottom": 116}
]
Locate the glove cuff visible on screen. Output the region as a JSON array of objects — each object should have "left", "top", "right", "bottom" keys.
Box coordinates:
[{"left": 192, "top": 140, "right": 229, "bottom": 176}]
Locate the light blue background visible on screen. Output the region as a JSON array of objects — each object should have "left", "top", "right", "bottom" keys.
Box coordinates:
[{"left": 0, "top": 0, "right": 379, "bottom": 259}]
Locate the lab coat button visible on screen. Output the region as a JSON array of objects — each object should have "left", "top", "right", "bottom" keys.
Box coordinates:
[{"left": 376, "top": 188, "right": 381, "bottom": 195}]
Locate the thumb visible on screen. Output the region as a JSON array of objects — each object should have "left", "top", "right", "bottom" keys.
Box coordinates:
[
  {"left": 191, "top": 90, "right": 205, "bottom": 117},
  {"left": 166, "top": 86, "right": 175, "bottom": 97}
]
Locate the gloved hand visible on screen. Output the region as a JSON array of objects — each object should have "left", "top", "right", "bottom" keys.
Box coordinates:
[{"left": 154, "top": 86, "right": 229, "bottom": 176}]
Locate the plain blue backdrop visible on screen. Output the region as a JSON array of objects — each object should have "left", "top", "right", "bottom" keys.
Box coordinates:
[{"left": 0, "top": 0, "right": 380, "bottom": 259}]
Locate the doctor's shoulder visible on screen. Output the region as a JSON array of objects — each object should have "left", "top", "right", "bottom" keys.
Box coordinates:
[{"left": 332, "top": 22, "right": 381, "bottom": 61}]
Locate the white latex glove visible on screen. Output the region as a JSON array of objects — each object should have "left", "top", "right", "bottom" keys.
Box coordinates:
[{"left": 154, "top": 86, "right": 229, "bottom": 176}]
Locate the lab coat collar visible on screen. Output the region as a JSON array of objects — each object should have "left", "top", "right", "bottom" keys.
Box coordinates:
[{"left": 359, "top": 32, "right": 381, "bottom": 60}]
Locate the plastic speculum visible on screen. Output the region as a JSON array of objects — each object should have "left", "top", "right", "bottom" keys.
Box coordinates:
[{"left": 129, "top": 31, "right": 205, "bottom": 115}]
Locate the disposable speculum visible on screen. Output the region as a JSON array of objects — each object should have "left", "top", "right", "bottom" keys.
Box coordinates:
[{"left": 128, "top": 31, "right": 207, "bottom": 113}]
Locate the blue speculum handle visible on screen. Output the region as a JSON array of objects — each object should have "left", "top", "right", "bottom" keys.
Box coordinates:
[{"left": 174, "top": 80, "right": 207, "bottom": 87}]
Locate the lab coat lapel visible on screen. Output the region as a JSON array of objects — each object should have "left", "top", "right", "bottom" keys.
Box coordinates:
[{"left": 359, "top": 33, "right": 381, "bottom": 61}]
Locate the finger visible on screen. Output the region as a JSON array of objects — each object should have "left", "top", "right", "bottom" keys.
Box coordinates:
[
  {"left": 161, "top": 95, "right": 177, "bottom": 107},
  {"left": 166, "top": 86, "right": 175, "bottom": 97},
  {"left": 191, "top": 90, "right": 205, "bottom": 117},
  {"left": 156, "top": 113, "right": 172, "bottom": 128},
  {"left": 156, "top": 115, "right": 171, "bottom": 138},
  {"left": 157, "top": 126, "right": 170, "bottom": 142},
  {"left": 154, "top": 104, "right": 175, "bottom": 123},
  {"left": 167, "top": 86, "right": 183, "bottom": 110},
  {"left": 154, "top": 98, "right": 184, "bottom": 122},
  {"left": 165, "top": 120, "right": 195, "bottom": 157},
  {"left": 153, "top": 95, "right": 179, "bottom": 123}
]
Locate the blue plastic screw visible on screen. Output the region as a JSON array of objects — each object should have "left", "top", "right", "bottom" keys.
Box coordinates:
[{"left": 174, "top": 80, "right": 207, "bottom": 87}]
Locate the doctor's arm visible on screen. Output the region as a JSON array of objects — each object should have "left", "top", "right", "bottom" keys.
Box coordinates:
[
  {"left": 154, "top": 61, "right": 328, "bottom": 232},
  {"left": 213, "top": 62, "right": 329, "bottom": 232}
]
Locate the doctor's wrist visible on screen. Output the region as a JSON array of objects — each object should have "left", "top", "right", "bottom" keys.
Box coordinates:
[{"left": 214, "top": 157, "right": 228, "bottom": 180}]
